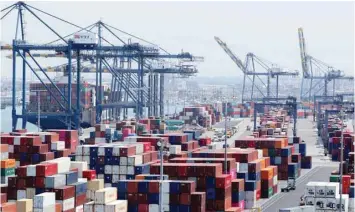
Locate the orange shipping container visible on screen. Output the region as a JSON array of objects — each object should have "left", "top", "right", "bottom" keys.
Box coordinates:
[
  {"left": 0, "top": 144, "right": 8, "bottom": 153},
  {"left": 261, "top": 168, "right": 273, "bottom": 180},
  {"left": 0, "top": 202, "right": 16, "bottom": 212},
  {"left": 0, "top": 159, "right": 15, "bottom": 169}
]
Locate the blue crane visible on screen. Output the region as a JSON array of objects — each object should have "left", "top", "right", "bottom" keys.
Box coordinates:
[
  {"left": 298, "top": 28, "right": 354, "bottom": 101},
  {"left": 214, "top": 36, "right": 299, "bottom": 102},
  {"left": 2, "top": 1, "right": 203, "bottom": 131}
]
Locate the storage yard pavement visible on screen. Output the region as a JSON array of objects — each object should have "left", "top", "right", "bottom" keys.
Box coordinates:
[{"left": 258, "top": 117, "right": 341, "bottom": 212}]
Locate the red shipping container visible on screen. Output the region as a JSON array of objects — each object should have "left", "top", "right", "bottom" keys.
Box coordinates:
[
  {"left": 137, "top": 193, "right": 148, "bottom": 204},
  {"left": 191, "top": 192, "right": 206, "bottom": 206},
  {"left": 0, "top": 193, "right": 7, "bottom": 204},
  {"left": 56, "top": 149, "right": 71, "bottom": 157},
  {"left": 120, "top": 146, "right": 136, "bottom": 157},
  {"left": 30, "top": 144, "right": 48, "bottom": 154},
  {"left": 180, "top": 182, "right": 196, "bottom": 193},
  {"left": 138, "top": 204, "right": 149, "bottom": 212},
  {"left": 16, "top": 166, "right": 27, "bottom": 177},
  {"left": 26, "top": 177, "right": 36, "bottom": 188},
  {"left": 178, "top": 166, "right": 188, "bottom": 177},
  {"left": 75, "top": 193, "right": 86, "bottom": 206},
  {"left": 180, "top": 193, "right": 191, "bottom": 205},
  {"left": 36, "top": 163, "right": 58, "bottom": 177},
  {"left": 127, "top": 193, "right": 138, "bottom": 203},
  {"left": 35, "top": 177, "right": 46, "bottom": 188},
  {"left": 191, "top": 205, "right": 206, "bottom": 212},
  {"left": 54, "top": 186, "right": 75, "bottom": 200},
  {"left": 127, "top": 181, "right": 138, "bottom": 193},
  {"left": 216, "top": 174, "right": 232, "bottom": 189},
  {"left": 40, "top": 152, "right": 55, "bottom": 161},
  {"left": 82, "top": 170, "right": 96, "bottom": 180},
  {"left": 215, "top": 196, "right": 232, "bottom": 211},
  {"left": 19, "top": 145, "right": 30, "bottom": 153},
  {"left": 16, "top": 178, "right": 26, "bottom": 190},
  {"left": 7, "top": 188, "right": 17, "bottom": 200},
  {"left": 148, "top": 181, "right": 159, "bottom": 193}
]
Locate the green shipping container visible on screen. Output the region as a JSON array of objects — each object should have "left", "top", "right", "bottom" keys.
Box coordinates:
[
  {"left": 330, "top": 175, "right": 340, "bottom": 182},
  {"left": 1, "top": 168, "right": 15, "bottom": 176}
]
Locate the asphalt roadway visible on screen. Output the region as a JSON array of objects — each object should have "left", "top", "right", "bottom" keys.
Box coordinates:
[{"left": 257, "top": 117, "right": 340, "bottom": 212}]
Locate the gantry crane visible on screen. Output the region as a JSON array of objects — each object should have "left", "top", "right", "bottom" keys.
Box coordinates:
[
  {"left": 214, "top": 36, "right": 299, "bottom": 102},
  {"left": 298, "top": 28, "right": 354, "bottom": 101},
  {"left": 1, "top": 2, "right": 203, "bottom": 131}
]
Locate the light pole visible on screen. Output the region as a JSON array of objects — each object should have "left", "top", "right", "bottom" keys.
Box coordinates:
[
  {"left": 339, "top": 108, "right": 345, "bottom": 212},
  {"left": 33, "top": 90, "right": 46, "bottom": 132},
  {"left": 223, "top": 97, "right": 228, "bottom": 174},
  {"left": 157, "top": 139, "right": 169, "bottom": 212}
]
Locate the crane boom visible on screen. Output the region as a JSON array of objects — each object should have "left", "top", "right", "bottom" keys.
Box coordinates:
[
  {"left": 298, "top": 28, "right": 310, "bottom": 78},
  {"left": 214, "top": 36, "right": 246, "bottom": 73}
]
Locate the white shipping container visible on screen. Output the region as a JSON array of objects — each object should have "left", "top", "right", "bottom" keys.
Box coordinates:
[
  {"left": 113, "top": 146, "right": 121, "bottom": 156},
  {"left": 112, "top": 175, "right": 120, "bottom": 183},
  {"left": 127, "top": 166, "right": 134, "bottom": 175},
  {"left": 120, "top": 157, "right": 127, "bottom": 166},
  {"left": 76, "top": 156, "right": 83, "bottom": 163},
  {"left": 305, "top": 182, "right": 318, "bottom": 197},
  {"left": 76, "top": 205, "right": 84, "bottom": 212},
  {"left": 104, "top": 183, "right": 112, "bottom": 188},
  {"left": 51, "top": 141, "right": 65, "bottom": 151},
  {"left": 336, "top": 194, "right": 349, "bottom": 212},
  {"left": 8, "top": 145, "right": 14, "bottom": 153},
  {"left": 304, "top": 196, "right": 315, "bottom": 206},
  {"left": 45, "top": 157, "right": 71, "bottom": 174},
  {"left": 105, "top": 165, "right": 112, "bottom": 174},
  {"left": 70, "top": 161, "right": 88, "bottom": 177},
  {"left": 128, "top": 155, "right": 142, "bottom": 166},
  {"left": 95, "top": 187, "right": 117, "bottom": 204},
  {"left": 112, "top": 166, "right": 120, "bottom": 175},
  {"left": 34, "top": 192, "right": 56, "bottom": 208},
  {"left": 94, "top": 204, "right": 105, "bottom": 212},
  {"left": 17, "top": 190, "right": 26, "bottom": 200},
  {"left": 119, "top": 166, "right": 127, "bottom": 175},
  {"left": 98, "top": 147, "right": 106, "bottom": 156},
  {"left": 149, "top": 204, "right": 159, "bottom": 212},
  {"left": 14, "top": 137, "right": 21, "bottom": 145},
  {"left": 133, "top": 143, "right": 143, "bottom": 154},
  {"left": 162, "top": 193, "right": 169, "bottom": 205},
  {"left": 239, "top": 163, "right": 248, "bottom": 172},
  {"left": 26, "top": 188, "right": 36, "bottom": 199},
  {"left": 95, "top": 138, "right": 106, "bottom": 144},
  {"left": 162, "top": 205, "right": 170, "bottom": 212},
  {"left": 315, "top": 183, "right": 326, "bottom": 197},
  {"left": 257, "top": 149, "right": 263, "bottom": 159},
  {"left": 98, "top": 174, "right": 104, "bottom": 179},
  {"left": 105, "top": 200, "right": 128, "bottom": 212},
  {"left": 33, "top": 205, "right": 56, "bottom": 212},
  {"left": 75, "top": 145, "right": 84, "bottom": 156},
  {"left": 244, "top": 200, "right": 256, "bottom": 209},
  {"left": 83, "top": 201, "right": 95, "bottom": 212},
  {"left": 273, "top": 175, "right": 278, "bottom": 186},
  {"left": 58, "top": 197, "right": 75, "bottom": 211},
  {"left": 325, "top": 183, "right": 339, "bottom": 198},
  {"left": 119, "top": 175, "right": 126, "bottom": 180},
  {"left": 162, "top": 181, "right": 170, "bottom": 193},
  {"left": 245, "top": 191, "right": 257, "bottom": 201},
  {"left": 27, "top": 165, "right": 37, "bottom": 176},
  {"left": 45, "top": 174, "right": 66, "bottom": 188},
  {"left": 349, "top": 198, "right": 355, "bottom": 208},
  {"left": 83, "top": 156, "right": 90, "bottom": 165},
  {"left": 1, "top": 152, "right": 9, "bottom": 160},
  {"left": 315, "top": 198, "right": 326, "bottom": 210},
  {"left": 325, "top": 198, "right": 337, "bottom": 210},
  {"left": 169, "top": 145, "right": 181, "bottom": 155},
  {"left": 73, "top": 32, "right": 98, "bottom": 45}
]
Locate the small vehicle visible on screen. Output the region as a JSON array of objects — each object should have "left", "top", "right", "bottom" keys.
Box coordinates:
[
  {"left": 281, "top": 177, "right": 296, "bottom": 192},
  {"left": 246, "top": 126, "right": 251, "bottom": 131},
  {"left": 299, "top": 195, "right": 305, "bottom": 206}
]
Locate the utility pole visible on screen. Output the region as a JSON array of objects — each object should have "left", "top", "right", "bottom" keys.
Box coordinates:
[{"left": 339, "top": 108, "right": 344, "bottom": 212}]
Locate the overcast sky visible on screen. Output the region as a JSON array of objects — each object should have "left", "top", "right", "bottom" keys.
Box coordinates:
[{"left": 1, "top": 1, "right": 354, "bottom": 79}]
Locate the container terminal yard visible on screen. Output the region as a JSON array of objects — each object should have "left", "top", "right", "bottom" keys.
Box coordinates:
[{"left": 0, "top": 1, "right": 354, "bottom": 212}]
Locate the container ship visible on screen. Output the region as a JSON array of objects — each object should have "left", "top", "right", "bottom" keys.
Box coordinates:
[{"left": 28, "top": 74, "right": 98, "bottom": 130}]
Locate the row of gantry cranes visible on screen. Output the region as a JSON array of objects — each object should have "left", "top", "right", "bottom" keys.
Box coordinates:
[
  {"left": 1, "top": 1, "right": 354, "bottom": 131},
  {"left": 215, "top": 28, "right": 354, "bottom": 103}
]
